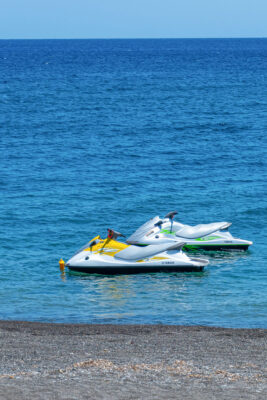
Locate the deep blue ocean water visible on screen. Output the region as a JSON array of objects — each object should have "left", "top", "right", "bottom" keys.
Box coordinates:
[{"left": 0, "top": 39, "right": 266, "bottom": 327}]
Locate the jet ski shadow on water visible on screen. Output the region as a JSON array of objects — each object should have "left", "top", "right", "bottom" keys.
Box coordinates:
[
  {"left": 126, "top": 211, "right": 253, "bottom": 252},
  {"left": 61, "top": 229, "right": 209, "bottom": 275}
]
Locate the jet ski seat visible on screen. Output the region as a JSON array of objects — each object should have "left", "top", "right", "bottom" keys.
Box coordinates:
[
  {"left": 115, "top": 242, "right": 184, "bottom": 261},
  {"left": 175, "top": 222, "right": 231, "bottom": 239}
]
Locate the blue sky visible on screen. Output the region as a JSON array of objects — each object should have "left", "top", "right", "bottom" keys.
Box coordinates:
[{"left": 1, "top": 0, "right": 267, "bottom": 39}]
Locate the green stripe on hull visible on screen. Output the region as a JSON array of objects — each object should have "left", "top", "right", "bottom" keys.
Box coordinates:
[{"left": 194, "top": 236, "right": 221, "bottom": 241}]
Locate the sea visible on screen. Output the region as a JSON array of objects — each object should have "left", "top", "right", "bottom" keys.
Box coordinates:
[{"left": 0, "top": 39, "right": 266, "bottom": 327}]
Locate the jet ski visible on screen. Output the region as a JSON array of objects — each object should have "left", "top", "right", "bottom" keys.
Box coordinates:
[
  {"left": 126, "top": 212, "right": 253, "bottom": 251},
  {"left": 65, "top": 229, "right": 209, "bottom": 274}
]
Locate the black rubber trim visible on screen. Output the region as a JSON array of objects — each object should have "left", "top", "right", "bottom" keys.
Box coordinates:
[
  {"left": 183, "top": 244, "right": 249, "bottom": 251},
  {"left": 68, "top": 265, "right": 204, "bottom": 274}
]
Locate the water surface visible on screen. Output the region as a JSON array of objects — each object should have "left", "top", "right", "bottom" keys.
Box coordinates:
[{"left": 0, "top": 39, "right": 266, "bottom": 327}]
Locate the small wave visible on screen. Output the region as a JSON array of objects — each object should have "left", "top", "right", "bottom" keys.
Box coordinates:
[{"left": 242, "top": 207, "right": 267, "bottom": 216}]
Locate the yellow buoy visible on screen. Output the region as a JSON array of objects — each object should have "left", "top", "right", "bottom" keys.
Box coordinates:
[{"left": 59, "top": 258, "right": 65, "bottom": 271}]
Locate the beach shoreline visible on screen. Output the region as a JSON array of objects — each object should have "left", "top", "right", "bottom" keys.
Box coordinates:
[{"left": 0, "top": 321, "right": 266, "bottom": 399}]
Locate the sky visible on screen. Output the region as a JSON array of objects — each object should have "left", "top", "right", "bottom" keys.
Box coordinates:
[{"left": 0, "top": 0, "right": 267, "bottom": 39}]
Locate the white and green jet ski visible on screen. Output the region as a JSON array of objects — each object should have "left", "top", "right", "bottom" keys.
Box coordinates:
[
  {"left": 65, "top": 229, "right": 209, "bottom": 274},
  {"left": 126, "top": 212, "right": 252, "bottom": 251}
]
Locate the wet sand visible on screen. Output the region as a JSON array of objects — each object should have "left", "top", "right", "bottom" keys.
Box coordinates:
[{"left": 0, "top": 321, "right": 266, "bottom": 399}]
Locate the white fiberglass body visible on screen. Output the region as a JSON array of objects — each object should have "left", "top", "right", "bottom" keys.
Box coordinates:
[
  {"left": 126, "top": 213, "right": 252, "bottom": 251},
  {"left": 66, "top": 231, "right": 209, "bottom": 274}
]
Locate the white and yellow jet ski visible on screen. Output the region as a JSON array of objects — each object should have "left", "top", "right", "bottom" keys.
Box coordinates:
[
  {"left": 126, "top": 212, "right": 253, "bottom": 251},
  {"left": 65, "top": 229, "right": 209, "bottom": 274}
]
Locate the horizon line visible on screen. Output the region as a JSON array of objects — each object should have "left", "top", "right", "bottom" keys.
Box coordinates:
[{"left": 0, "top": 36, "right": 267, "bottom": 41}]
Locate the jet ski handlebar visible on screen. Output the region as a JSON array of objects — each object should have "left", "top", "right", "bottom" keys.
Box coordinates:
[
  {"left": 88, "top": 239, "right": 100, "bottom": 247},
  {"left": 154, "top": 220, "right": 164, "bottom": 227},
  {"left": 107, "top": 229, "right": 125, "bottom": 240},
  {"left": 164, "top": 211, "right": 178, "bottom": 220}
]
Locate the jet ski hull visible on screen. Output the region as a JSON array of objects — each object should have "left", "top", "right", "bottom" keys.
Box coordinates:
[
  {"left": 65, "top": 236, "right": 208, "bottom": 275},
  {"left": 66, "top": 254, "right": 208, "bottom": 274},
  {"left": 126, "top": 216, "right": 252, "bottom": 251}
]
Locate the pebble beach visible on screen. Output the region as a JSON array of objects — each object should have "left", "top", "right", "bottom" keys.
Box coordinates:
[{"left": 0, "top": 321, "right": 266, "bottom": 399}]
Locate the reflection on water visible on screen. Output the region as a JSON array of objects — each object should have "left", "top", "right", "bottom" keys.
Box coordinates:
[
  {"left": 52, "top": 245, "right": 267, "bottom": 327},
  {"left": 191, "top": 249, "right": 252, "bottom": 267},
  {"left": 60, "top": 271, "right": 66, "bottom": 282},
  {"left": 82, "top": 275, "right": 134, "bottom": 304},
  {"left": 64, "top": 270, "right": 209, "bottom": 321}
]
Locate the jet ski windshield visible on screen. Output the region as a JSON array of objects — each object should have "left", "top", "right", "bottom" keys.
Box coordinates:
[{"left": 73, "top": 236, "right": 101, "bottom": 255}]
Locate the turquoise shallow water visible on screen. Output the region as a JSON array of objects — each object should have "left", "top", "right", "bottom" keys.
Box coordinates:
[{"left": 0, "top": 39, "right": 266, "bottom": 327}]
